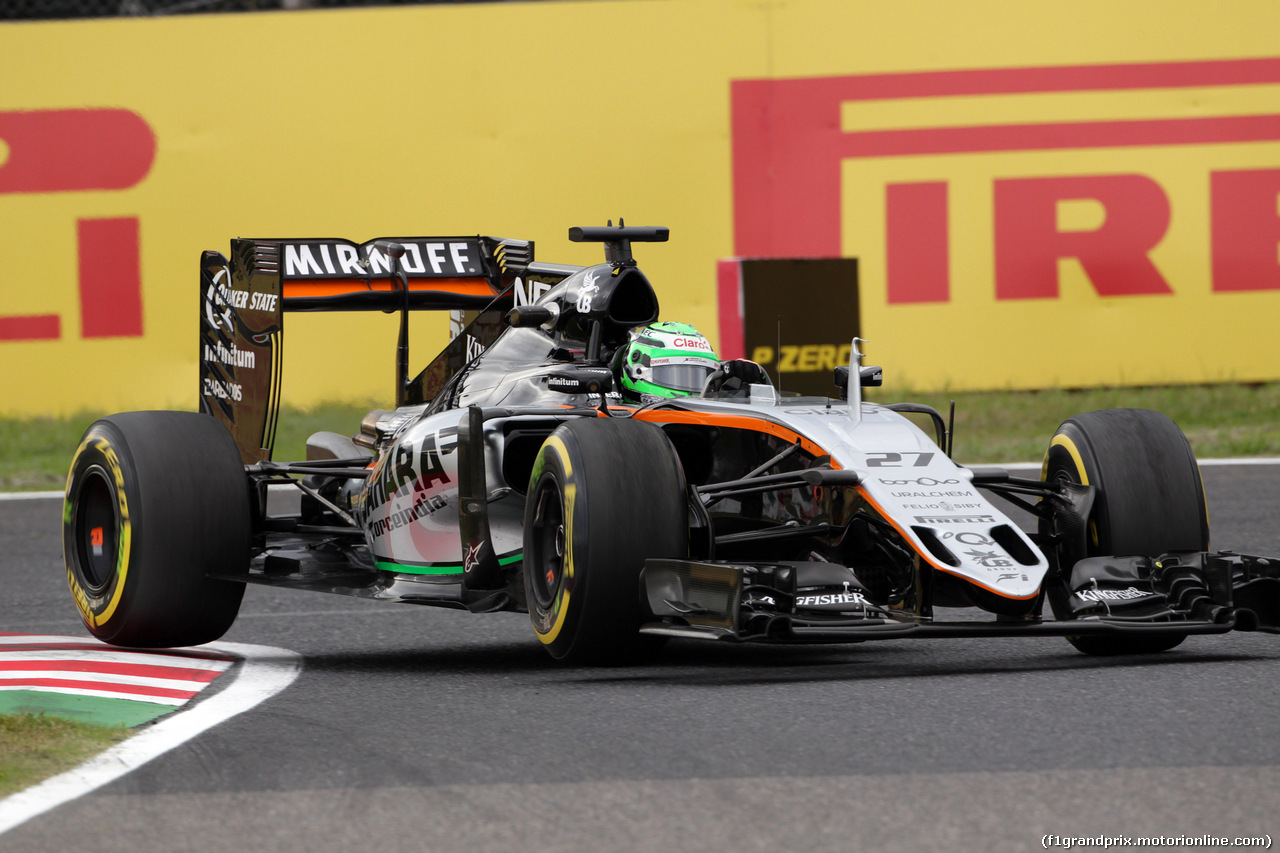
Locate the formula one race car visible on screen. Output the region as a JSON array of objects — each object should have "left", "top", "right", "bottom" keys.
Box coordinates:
[{"left": 63, "top": 224, "right": 1280, "bottom": 663}]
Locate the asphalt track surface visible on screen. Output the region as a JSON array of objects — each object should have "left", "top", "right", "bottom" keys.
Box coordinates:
[{"left": 2, "top": 466, "right": 1279, "bottom": 852}]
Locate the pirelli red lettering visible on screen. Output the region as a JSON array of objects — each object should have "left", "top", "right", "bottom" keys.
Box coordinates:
[
  {"left": 0, "top": 109, "right": 155, "bottom": 341},
  {"left": 995, "top": 175, "right": 1173, "bottom": 299},
  {"left": 1211, "top": 168, "right": 1280, "bottom": 293},
  {"left": 885, "top": 182, "right": 948, "bottom": 304},
  {"left": 732, "top": 58, "right": 1280, "bottom": 302}
]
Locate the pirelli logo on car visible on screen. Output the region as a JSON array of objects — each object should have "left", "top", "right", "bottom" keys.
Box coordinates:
[{"left": 279, "top": 239, "right": 486, "bottom": 279}]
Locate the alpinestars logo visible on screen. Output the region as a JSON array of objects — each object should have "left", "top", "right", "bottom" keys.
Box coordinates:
[{"left": 463, "top": 542, "right": 483, "bottom": 573}]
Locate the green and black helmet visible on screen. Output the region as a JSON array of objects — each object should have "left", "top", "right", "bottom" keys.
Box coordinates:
[{"left": 616, "top": 321, "right": 720, "bottom": 402}]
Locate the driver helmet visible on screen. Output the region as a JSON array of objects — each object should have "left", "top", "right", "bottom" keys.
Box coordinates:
[{"left": 617, "top": 321, "right": 719, "bottom": 402}]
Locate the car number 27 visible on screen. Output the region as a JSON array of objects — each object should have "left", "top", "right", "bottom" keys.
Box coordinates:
[{"left": 865, "top": 452, "right": 935, "bottom": 468}]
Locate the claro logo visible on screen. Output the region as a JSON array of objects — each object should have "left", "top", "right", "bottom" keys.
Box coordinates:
[
  {"left": 0, "top": 109, "right": 155, "bottom": 340},
  {"left": 731, "top": 58, "right": 1280, "bottom": 302}
]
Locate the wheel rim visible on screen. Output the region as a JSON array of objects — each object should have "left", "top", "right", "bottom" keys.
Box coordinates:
[
  {"left": 74, "top": 466, "right": 119, "bottom": 593},
  {"left": 1050, "top": 458, "right": 1101, "bottom": 558},
  {"left": 528, "top": 477, "right": 566, "bottom": 611}
]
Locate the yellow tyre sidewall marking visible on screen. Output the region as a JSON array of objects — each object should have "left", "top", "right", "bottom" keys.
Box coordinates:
[
  {"left": 1042, "top": 433, "right": 1089, "bottom": 486},
  {"left": 535, "top": 435, "right": 575, "bottom": 646},
  {"left": 64, "top": 431, "right": 132, "bottom": 630},
  {"left": 1043, "top": 432, "right": 1099, "bottom": 549}
]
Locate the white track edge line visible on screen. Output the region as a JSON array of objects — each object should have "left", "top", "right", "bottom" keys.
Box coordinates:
[{"left": 0, "top": 641, "right": 301, "bottom": 836}]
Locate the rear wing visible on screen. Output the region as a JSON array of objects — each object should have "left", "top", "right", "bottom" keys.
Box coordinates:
[{"left": 198, "top": 236, "right": 538, "bottom": 463}]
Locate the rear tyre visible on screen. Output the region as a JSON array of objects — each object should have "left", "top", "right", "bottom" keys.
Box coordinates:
[
  {"left": 523, "top": 418, "right": 687, "bottom": 664},
  {"left": 1042, "top": 408, "right": 1208, "bottom": 655},
  {"left": 63, "top": 411, "right": 250, "bottom": 647}
]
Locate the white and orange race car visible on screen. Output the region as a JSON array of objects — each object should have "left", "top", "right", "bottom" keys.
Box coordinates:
[{"left": 62, "top": 224, "right": 1280, "bottom": 663}]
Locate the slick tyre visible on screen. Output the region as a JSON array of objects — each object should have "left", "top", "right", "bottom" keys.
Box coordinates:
[
  {"left": 523, "top": 418, "right": 687, "bottom": 664},
  {"left": 63, "top": 411, "right": 250, "bottom": 647},
  {"left": 1042, "top": 408, "right": 1208, "bottom": 656}
]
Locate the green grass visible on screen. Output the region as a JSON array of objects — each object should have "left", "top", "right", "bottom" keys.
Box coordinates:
[
  {"left": 4, "top": 385, "right": 1280, "bottom": 492},
  {"left": 0, "top": 713, "right": 130, "bottom": 797},
  {"left": 0, "top": 402, "right": 381, "bottom": 493},
  {"left": 0, "top": 412, "right": 105, "bottom": 493},
  {"left": 270, "top": 399, "right": 384, "bottom": 467}
]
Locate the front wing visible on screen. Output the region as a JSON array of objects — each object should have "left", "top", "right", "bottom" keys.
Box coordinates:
[{"left": 640, "top": 551, "right": 1280, "bottom": 643}]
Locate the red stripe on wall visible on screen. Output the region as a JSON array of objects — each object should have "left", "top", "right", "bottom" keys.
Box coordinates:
[
  {"left": 0, "top": 315, "right": 60, "bottom": 341},
  {"left": 716, "top": 259, "right": 744, "bottom": 360},
  {"left": 886, "top": 182, "right": 949, "bottom": 304},
  {"left": 78, "top": 217, "right": 144, "bottom": 338},
  {"left": 841, "top": 115, "right": 1280, "bottom": 159},
  {"left": 0, "top": 109, "right": 155, "bottom": 194},
  {"left": 788, "top": 56, "right": 1280, "bottom": 101}
]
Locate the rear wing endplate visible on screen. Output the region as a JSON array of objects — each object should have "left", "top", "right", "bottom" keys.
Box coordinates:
[{"left": 198, "top": 236, "right": 533, "bottom": 463}]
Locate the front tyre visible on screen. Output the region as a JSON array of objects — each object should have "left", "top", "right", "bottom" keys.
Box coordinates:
[
  {"left": 64, "top": 411, "right": 250, "bottom": 647},
  {"left": 1042, "top": 408, "right": 1208, "bottom": 656},
  {"left": 523, "top": 418, "right": 688, "bottom": 664}
]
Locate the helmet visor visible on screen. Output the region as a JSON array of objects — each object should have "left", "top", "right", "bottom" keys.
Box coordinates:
[{"left": 650, "top": 362, "right": 717, "bottom": 394}]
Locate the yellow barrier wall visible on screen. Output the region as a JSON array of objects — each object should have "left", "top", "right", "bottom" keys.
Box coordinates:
[{"left": 2, "top": 0, "right": 1278, "bottom": 415}]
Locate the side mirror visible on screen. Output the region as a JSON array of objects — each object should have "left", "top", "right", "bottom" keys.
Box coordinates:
[
  {"left": 702, "top": 359, "right": 771, "bottom": 399},
  {"left": 506, "top": 303, "right": 560, "bottom": 329},
  {"left": 833, "top": 365, "right": 883, "bottom": 400}
]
